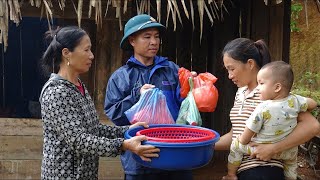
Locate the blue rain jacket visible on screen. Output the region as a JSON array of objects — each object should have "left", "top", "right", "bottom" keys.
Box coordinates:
[{"left": 104, "top": 55, "right": 182, "bottom": 175}]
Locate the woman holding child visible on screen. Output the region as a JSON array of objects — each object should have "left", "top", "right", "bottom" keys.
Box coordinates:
[{"left": 215, "top": 38, "right": 320, "bottom": 179}]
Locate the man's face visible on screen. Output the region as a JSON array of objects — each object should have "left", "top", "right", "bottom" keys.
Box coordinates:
[{"left": 129, "top": 28, "right": 160, "bottom": 62}]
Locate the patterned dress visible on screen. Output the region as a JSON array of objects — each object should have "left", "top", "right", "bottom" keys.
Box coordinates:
[{"left": 40, "top": 73, "right": 129, "bottom": 180}]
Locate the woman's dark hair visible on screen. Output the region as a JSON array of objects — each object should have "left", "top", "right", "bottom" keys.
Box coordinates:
[
  {"left": 41, "top": 26, "right": 87, "bottom": 76},
  {"left": 222, "top": 38, "right": 271, "bottom": 68}
]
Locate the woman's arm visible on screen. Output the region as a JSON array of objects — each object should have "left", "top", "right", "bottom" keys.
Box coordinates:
[
  {"left": 98, "top": 123, "right": 129, "bottom": 138},
  {"left": 250, "top": 111, "right": 320, "bottom": 161},
  {"left": 214, "top": 129, "right": 233, "bottom": 151}
]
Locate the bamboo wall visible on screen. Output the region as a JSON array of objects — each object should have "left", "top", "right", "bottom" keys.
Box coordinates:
[{"left": 0, "top": 118, "right": 124, "bottom": 179}]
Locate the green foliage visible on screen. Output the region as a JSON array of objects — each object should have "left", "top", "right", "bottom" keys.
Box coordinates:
[
  {"left": 291, "top": 89, "right": 320, "bottom": 117},
  {"left": 292, "top": 71, "right": 320, "bottom": 118},
  {"left": 293, "top": 71, "right": 320, "bottom": 92},
  {"left": 291, "top": 2, "right": 303, "bottom": 32}
]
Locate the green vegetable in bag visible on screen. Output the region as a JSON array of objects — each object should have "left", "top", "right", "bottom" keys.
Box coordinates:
[{"left": 176, "top": 78, "right": 202, "bottom": 126}]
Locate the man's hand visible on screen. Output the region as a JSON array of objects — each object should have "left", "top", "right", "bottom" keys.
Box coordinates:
[
  {"left": 140, "top": 84, "right": 155, "bottom": 95},
  {"left": 129, "top": 122, "right": 149, "bottom": 129},
  {"left": 191, "top": 71, "right": 197, "bottom": 77}
]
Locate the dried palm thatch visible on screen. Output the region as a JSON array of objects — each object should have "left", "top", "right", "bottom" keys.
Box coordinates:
[{"left": 0, "top": 0, "right": 230, "bottom": 51}]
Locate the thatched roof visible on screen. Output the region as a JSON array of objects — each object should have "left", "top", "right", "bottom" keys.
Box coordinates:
[
  {"left": 0, "top": 0, "right": 284, "bottom": 51},
  {"left": 1, "top": 0, "right": 232, "bottom": 51}
]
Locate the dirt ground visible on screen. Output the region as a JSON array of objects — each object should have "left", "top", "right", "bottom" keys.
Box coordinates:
[
  {"left": 297, "top": 152, "right": 320, "bottom": 180},
  {"left": 193, "top": 158, "right": 228, "bottom": 180}
]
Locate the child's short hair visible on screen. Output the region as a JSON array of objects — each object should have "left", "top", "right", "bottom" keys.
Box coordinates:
[{"left": 261, "top": 61, "right": 294, "bottom": 93}]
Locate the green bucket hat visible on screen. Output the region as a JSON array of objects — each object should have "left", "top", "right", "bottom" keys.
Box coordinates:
[{"left": 120, "top": 14, "right": 166, "bottom": 50}]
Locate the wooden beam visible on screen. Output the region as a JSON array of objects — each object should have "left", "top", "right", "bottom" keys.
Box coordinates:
[
  {"left": 282, "top": 0, "right": 291, "bottom": 63},
  {"left": 269, "top": 3, "right": 283, "bottom": 61}
]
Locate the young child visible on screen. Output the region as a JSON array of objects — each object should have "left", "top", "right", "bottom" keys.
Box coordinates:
[{"left": 223, "top": 61, "right": 318, "bottom": 180}]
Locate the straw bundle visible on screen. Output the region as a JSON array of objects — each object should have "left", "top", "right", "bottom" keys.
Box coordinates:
[{"left": 0, "top": 0, "right": 230, "bottom": 51}]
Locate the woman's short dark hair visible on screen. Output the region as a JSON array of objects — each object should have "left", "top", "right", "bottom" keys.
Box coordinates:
[
  {"left": 41, "top": 26, "right": 87, "bottom": 76},
  {"left": 222, "top": 38, "right": 271, "bottom": 68}
]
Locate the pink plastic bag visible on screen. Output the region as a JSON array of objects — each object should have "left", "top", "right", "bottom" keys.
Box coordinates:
[{"left": 125, "top": 88, "right": 175, "bottom": 124}]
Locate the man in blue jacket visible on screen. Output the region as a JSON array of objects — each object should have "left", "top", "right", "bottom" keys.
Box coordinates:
[{"left": 104, "top": 14, "right": 193, "bottom": 180}]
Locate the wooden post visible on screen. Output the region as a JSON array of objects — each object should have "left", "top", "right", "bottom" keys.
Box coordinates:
[
  {"left": 94, "top": 19, "right": 125, "bottom": 121},
  {"left": 282, "top": 0, "right": 291, "bottom": 63}
]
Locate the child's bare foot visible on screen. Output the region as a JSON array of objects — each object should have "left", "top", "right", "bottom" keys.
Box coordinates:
[{"left": 222, "top": 174, "right": 238, "bottom": 180}]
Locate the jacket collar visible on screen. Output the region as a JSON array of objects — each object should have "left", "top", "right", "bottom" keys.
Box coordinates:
[{"left": 126, "top": 55, "right": 169, "bottom": 67}]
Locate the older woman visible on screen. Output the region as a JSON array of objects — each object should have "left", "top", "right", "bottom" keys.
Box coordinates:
[{"left": 39, "top": 26, "right": 159, "bottom": 180}]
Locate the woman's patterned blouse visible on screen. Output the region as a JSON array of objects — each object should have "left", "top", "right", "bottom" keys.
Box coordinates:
[{"left": 40, "top": 74, "right": 129, "bottom": 180}]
